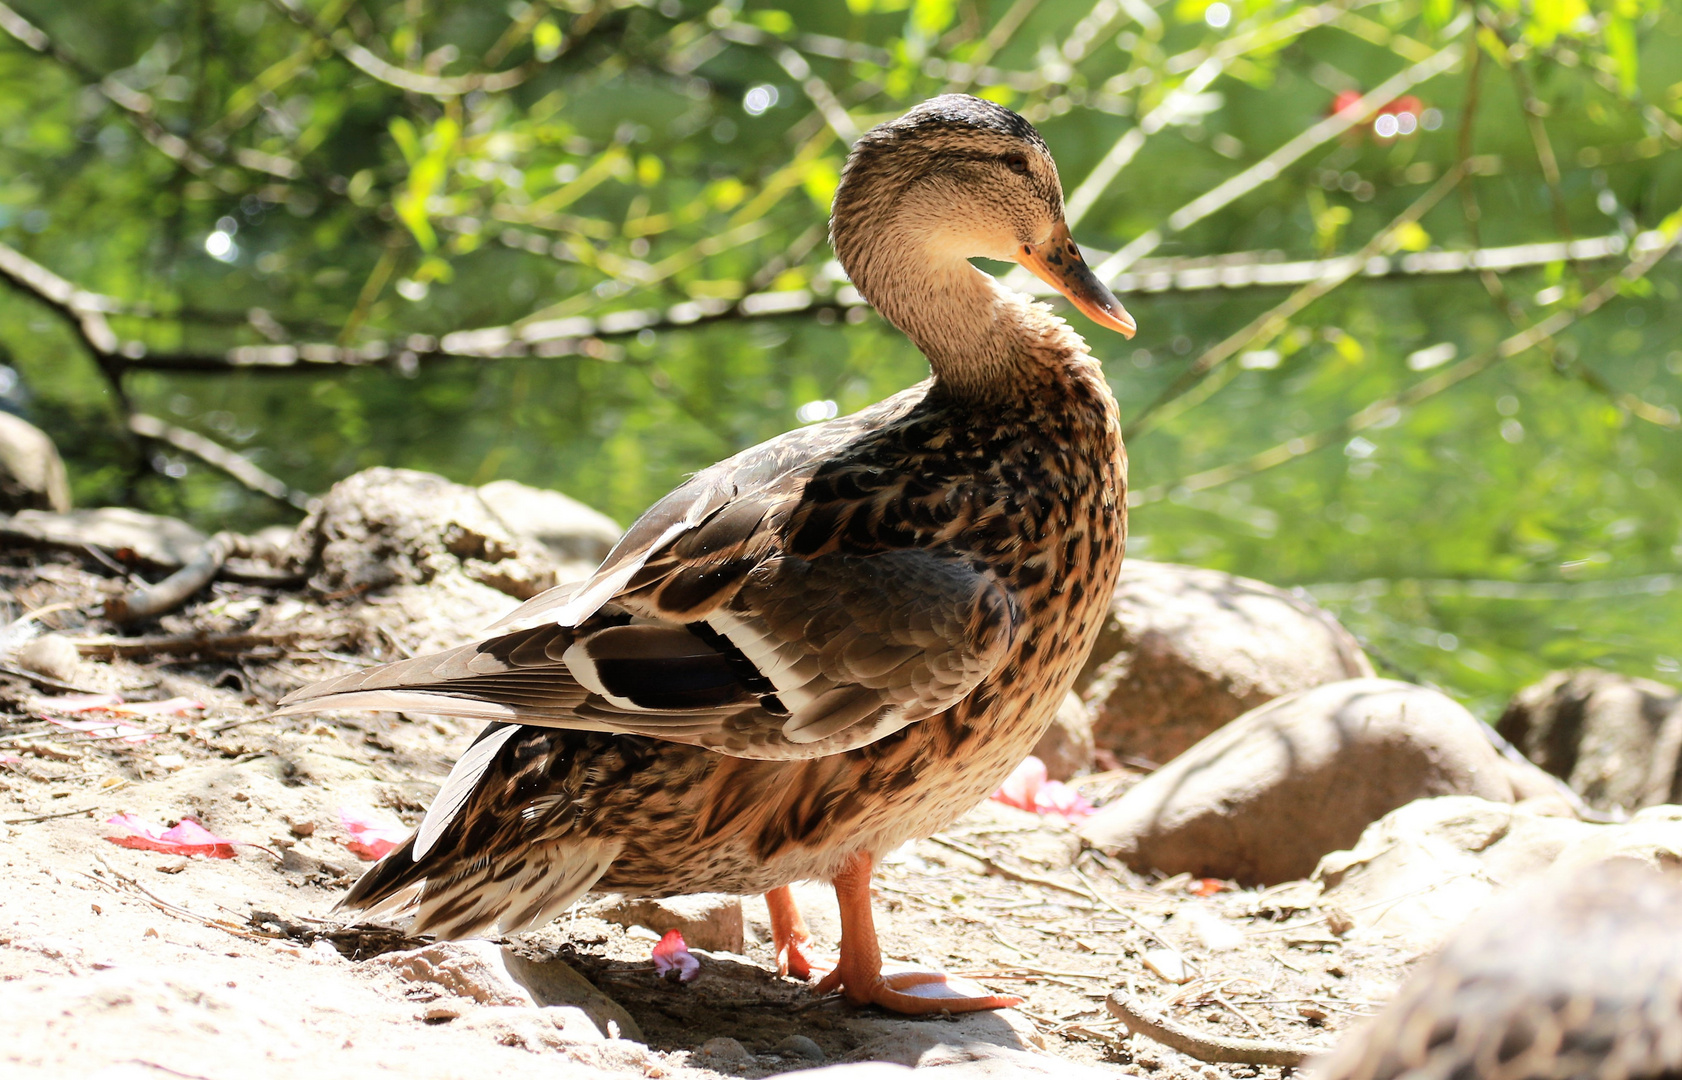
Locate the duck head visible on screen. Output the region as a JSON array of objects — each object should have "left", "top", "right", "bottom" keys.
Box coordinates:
[{"left": 831, "top": 94, "right": 1136, "bottom": 363}]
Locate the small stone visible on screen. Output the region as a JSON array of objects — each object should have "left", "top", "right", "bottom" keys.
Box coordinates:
[
  {"left": 696, "top": 1037, "right": 752, "bottom": 1064},
  {"left": 0, "top": 412, "right": 71, "bottom": 512},
  {"left": 1324, "top": 907, "right": 1356, "bottom": 937},
  {"left": 772, "top": 1034, "right": 825, "bottom": 1062},
  {"left": 13, "top": 634, "right": 80, "bottom": 682},
  {"left": 423, "top": 1001, "right": 464, "bottom": 1021},
  {"left": 1141, "top": 947, "right": 1190, "bottom": 984},
  {"left": 289, "top": 819, "right": 316, "bottom": 838},
  {"left": 594, "top": 893, "right": 745, "bottom": 952}
]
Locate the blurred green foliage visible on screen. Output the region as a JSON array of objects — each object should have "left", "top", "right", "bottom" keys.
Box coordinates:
[{"left": 1, "top": 0, "right": 1680, "bottom": 716}]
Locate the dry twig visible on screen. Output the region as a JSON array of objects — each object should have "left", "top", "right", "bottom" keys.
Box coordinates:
[{"left": 1107, "top": 991, "right": 1321, "bottom": 1067}]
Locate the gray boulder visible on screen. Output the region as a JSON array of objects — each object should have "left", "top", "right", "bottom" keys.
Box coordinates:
[
  {"left": 290, "top": 468, "right": 557, "bottom": 600},
  {"left": 1077, "top": 560, "right": 1373, "bottom": 766},
  {"left": 1497, "top": 668, "right": 1682, "bottom": 811},
  {"left": 478, "top": 479, "right": 621, "bottom": 580},
  {"left": 1079, "top": 678, "right": 1533, "bottom": 884},
  {"left": 2, "top": 507, "right": 207, "bottom": 568},
  {"left": 0, "top": 412, "right": 70, "bottom": 513}
]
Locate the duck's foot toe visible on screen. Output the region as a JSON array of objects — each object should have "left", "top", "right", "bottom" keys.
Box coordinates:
[
  {"left": 814, "top": 968, "right": 1021, "bottom": 1015},
  {"left": 778, "top": 938, "right": 829, "bottom": 981}
]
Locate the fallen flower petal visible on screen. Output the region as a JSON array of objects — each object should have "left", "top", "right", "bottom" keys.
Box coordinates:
[
  {"left": 338, "top": 807, "right": 408, "bottom": 861},
  {"left": 45, "top": 716, "right": 160, "bottom": 744},
  {"left": 990, "top": 756, "right": 1093, "bottom": 821},
  {"left": 652, "top": 929, "right": 699, "bottom": 982},
  {"left": 1032, "top": 779, "right": 1095, "bottom": 822},
  {"left": 105, "top": 813, "right": 239, "bottom": 858},
  {"left": 991, "top": 754, "right": 1048, "bottom": 814},
  {"left": 36, "top": 693, "right": 125, "bottom": 713},
  {"left": 0, "top": 753, "right": 21, "bottom": 766},
  {"left": 107, "top": 697, "right": 206, "bottom": 718}
]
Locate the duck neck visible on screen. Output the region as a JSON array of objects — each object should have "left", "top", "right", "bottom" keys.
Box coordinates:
[{"left": 843, "top": 229, "right": 1065, "bottom": 402}]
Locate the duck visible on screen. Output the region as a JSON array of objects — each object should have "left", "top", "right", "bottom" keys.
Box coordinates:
[{"left": 278, "top": 93, "right": 1135, "bottom": 1015}]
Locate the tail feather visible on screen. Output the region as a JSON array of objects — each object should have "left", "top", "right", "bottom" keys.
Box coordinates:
[{"left": 337, "top": 828, "right": 621, "bottom": 939}]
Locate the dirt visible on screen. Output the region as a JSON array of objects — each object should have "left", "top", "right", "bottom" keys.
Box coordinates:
[{"left": 0, "top": 544, "right": 1419, "bottom": 1078}]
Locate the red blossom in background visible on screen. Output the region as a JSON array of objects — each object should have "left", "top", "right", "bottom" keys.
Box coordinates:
[
  {"left": 105, "top": 813, "right": 239, "bottom": 858},
  {"left": 990, "top": 755, "right": 1095, "bottom": 822},
  {"left": 1330, "top": 91, "right": 1426, "bottom": 139},
  {"left": 337, "top": 807, "right": 408, "bottom": 860},
  {"left": 652, "top": 929, "right": 700, "bottom": 982}
]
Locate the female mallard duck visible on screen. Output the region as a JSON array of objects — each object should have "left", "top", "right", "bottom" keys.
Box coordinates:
[{"left": 279, "top": 94, "right": 1135, "bottom": 1015}]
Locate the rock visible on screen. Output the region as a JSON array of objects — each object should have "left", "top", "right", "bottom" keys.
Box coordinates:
[
  {"left": 290, "top": 467, "right": 557, "bottom": 600},
  {"left": 1079, "top": 679, "right": 1522, "bottom": 884},
  {"left": 1076, "top": 560, "right": 1374, "bottom": 766},
  {"left": 1308, "top": 860, "right": 1682, "bottom": 1080},
  {"left": 592, "top": 893, "right": 744, "bottom": 953},
  {"left": 695, "top": 1036, "right": 754, "bottom": 1065},
  {"left": 11, "top": 634, "right": 81, "bottom": 682},
  {"left": 1031, "top": 692, "right": 1094, "bottom": 780},
  {"left": 0, "top": 412, "right": 70, "bottom": 513},
  {"left": 458, "top": 1004, "right": 605, "bottom": 1050},
  {"left": 1314, "top": 797, "right": 1593, "bottom": 950},
  {"left": 498, "top": 951, "right": 644, "bottom": 1042},
  {"left": 478, "top": 479, "right": 621, "bottom": 578},
  {"left": 3, "top": 507, "right": 206, "bottom": 568},
  {"left": 370, "top": 940, "right": 532, "bottom": 1007},
  {"left": 371, "top": 941, "right": 643, "bottom": 1042},
  {"left": 774, "top": 1034, "right": 827, "bottom": 1062},
  {"left": 1497, "top": 668, "right": 1682, "bottom": 811},
  {"left": 1315, "top": 796, "right": 1682, "bottom": 952}
]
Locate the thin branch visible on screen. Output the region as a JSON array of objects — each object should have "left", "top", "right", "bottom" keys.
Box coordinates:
[
  {"left": 1129, "top": 221, "right": 1682, "bottom": 507},
  {"left": 1124, "top": 162, "right": 1468, "bottom": 439},
  {"left": 1066, "top": 0, "right": 1372, "bottom": 230},
  {"left": 266, "top": 0, "right": 537, "bottom": 97},
  {"left": 1303, "top": 574, "right": 1677, "bottom": 603},
  {"left": 1106, "top": 993, "right": 1318, "bottom": 1067},
  {"left": 102, "top": 532, "right": 240, "bottom": 623},
  {"left": 0, "top": 1, "right": 218, "bottom": 175},
  {"left": 1093, "top": 41, "right": 1466, "bottom": 280},
  {"left": 128, "top": 414, "right": 313, "bottom": 508}
]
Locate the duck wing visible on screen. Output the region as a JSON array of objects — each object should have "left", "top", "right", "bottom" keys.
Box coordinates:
[{"left": 277, "top": 382, "right": 1017, "bottom": 761}]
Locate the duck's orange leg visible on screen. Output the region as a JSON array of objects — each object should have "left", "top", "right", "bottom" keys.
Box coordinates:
[
  {"left": 812, "top": 852, "right": 1021, "bottom": 1015},
  {"left": 765, "top": 885, "right": 819, "bottom": 979}
]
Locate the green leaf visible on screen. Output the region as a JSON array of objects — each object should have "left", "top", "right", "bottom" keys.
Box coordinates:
[
  {"left": 533, "top": 18, "right": 563, "bottom": 62},
  {"left": 1604, "top": 15, "right": 1639, "bottom": 96}
]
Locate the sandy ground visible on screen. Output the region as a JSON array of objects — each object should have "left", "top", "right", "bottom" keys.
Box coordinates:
[{"left": 0, "top": 546, "right": 1414, "bottom": 1079}]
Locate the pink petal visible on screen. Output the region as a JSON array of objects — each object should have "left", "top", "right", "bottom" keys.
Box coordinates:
[
  {"left": 651, "top": 929, "right": 699, "bottom": 982},
  {"left": 108, "top": 697, "right": 206, "bottom": 718},
  {"left": 105, "top": 813, "right": 239, "bottom": 858},
  {"left": 36, "top": 693, "right": 125, "bottom": 713},
  {"left": 337, "top": 807, "right": 408, "bottom": 861},
  {"left": 1032, "top": 780, "right": 1095, "bottom": 822},
  {"left": 0, "top": 753, "right": 21, "bottom": 766},
  {"left": 45, "top": 716, "right": 160, "bottom": 744},
  {"left": 990, "top": 755, "right": 1048, "bottom": 813}
]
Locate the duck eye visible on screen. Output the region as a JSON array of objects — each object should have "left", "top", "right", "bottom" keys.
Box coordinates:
[{"left": 1003, "top": 153, "right": 1030, "bottom": 175}]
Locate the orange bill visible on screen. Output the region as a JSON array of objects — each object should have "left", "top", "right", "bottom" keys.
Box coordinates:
[{"left": 1015, "top": 222, "right": 1136, "bottom": 338}]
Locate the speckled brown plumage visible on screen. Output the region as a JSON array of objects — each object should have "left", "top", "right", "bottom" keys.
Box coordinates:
[{"left": 278, "top": 94, "right": 1136, "bottom": 1012}]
